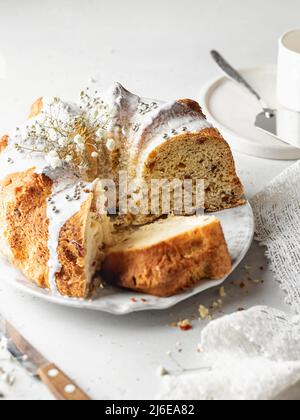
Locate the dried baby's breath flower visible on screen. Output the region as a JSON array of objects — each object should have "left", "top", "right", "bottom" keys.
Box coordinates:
[
  {"left": 58, "top": 137, "right": 68, "bottom": 147},
  {"left": 96, "top": 128, "right": 106, "bottom": 138},
  {"left": 106, "top": 138, "right": 116, "bottom": 151},
  {"left": 74, "top": 134, "right": 85, "bottom": 151},
  {"left": 45, "top": 150, "right": 62, "bottom": 169},
  {"left": 13, "top": 90, "right": 118, "bottom": 179},
  {"left": 65, "top": 155, "right": 72, "bottom": 163}
]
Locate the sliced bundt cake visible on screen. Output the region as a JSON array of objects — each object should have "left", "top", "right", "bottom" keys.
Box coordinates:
[{"left": 0, "top": 83, "right": 243, "bottom": 298}]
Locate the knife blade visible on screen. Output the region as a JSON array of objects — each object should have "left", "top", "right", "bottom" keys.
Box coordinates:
[
  {"left": 0, "top": 316, "right": 48, "bottom": 376},
  {"left": 0, "top": 314, "right": 91, "bottom": 400}
]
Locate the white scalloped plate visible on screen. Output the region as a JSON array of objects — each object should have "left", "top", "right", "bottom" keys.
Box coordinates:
[
  {"left": 199, "top": 65, "right": 300, "bottom": 160},
  {"left": 1, "top": 203, "right": 254, "bottom": 315}
]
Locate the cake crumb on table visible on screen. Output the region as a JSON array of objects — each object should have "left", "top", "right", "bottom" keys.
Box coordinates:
[
  {"left": 198, "top": 305, "right": 211, "bottom": 320},
  {"left": 158, "top": 366, "right": 169, "bottom": 376},
  {"left": 252, "top": 279, "right": 262, "bottom": 284},
  {"left": 177, "top": 319, "right": 193, "bottom": 331},
  {"left": 219, "top": 286, "right": 226, "bottom": 298}
]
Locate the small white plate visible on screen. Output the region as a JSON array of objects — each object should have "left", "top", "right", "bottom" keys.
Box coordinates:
[
  {"left": 1, "top": 203, "right": 254, "bottom": 315},
  {"left": 200, "top": 65, "right": 300, "bottom": 160}
]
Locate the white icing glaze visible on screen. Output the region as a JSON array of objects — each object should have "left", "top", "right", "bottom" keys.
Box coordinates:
[
  {"left": 104, "top": 83, "right": 140, "bottom": 123},
  {"left": 0, "top": 140, "right": 45, "bottom": 179},
  {"left": 104, "top": 83, "right": 211, "bottom": 145}
]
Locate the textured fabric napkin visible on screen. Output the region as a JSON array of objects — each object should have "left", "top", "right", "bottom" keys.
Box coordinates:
[
  {"left": 160, "top": 306, "right": 300, "bottom": 400},
  {"left": 160, "top": 161, "right": 300, "bottom": 401},
  {"left": 251, "top": 160, "right": 300, "bottom": 314}
]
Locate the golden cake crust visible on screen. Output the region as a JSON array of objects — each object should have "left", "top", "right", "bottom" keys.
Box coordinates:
[
  {"left": 177, "top": 98, "right": 206, "bottom": 116},
  {"left": 0, "top": 168, "right": 96, "bottom": 297},
  {"left": 0, "top": 169, "right": 51, "bottom": 289},
  {"left": 29, "top": 97, "right": 43, "bottom": 119},
  {"left": 102, "top": 217, "right": 232, "bottom": 297},
  {"left": 0, "top": 135, "right": 8, "bottom": 152}
]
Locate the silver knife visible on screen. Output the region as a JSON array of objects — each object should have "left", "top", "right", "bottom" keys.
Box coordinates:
[
  {"left": 0, "top": 314, "right": 91, "bottom": 400},
  {"left": 211, "top": 50, "right": 300, "bottom": 149}
]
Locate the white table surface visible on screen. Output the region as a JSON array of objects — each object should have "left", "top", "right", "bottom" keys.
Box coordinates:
[{"left": 0, "top": 0, "right": 298, "bottom": 400}]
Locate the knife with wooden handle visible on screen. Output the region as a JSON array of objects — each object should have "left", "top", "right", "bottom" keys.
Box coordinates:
[{"left": 0, "top": 314, "right": 91, "bottom": 400}]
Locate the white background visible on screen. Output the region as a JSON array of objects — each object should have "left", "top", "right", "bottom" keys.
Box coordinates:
[{"left": 0, "top": 0, "right": 299, "bottom": 400}]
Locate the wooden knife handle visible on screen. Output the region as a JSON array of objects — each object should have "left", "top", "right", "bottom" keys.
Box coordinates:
[{"left": 38, "top": 363, "right": 91, "bottom": 401}]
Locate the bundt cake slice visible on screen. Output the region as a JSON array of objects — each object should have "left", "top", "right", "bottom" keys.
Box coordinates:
[
  {"left": 102, "top": 215, "right": 232, "bottom": 297},
  {"left": 135, "top": 114, "right": 245, "bottom": 212},
  {"left": 0, "top": 167, "right": 112, "bottom": 298}
]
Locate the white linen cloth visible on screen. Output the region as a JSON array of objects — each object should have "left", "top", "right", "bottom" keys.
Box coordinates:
[
  {"left": 160, "top": 306, "right": 300, "bottom": 400},
  {"left": 251, "top": 161, "right": 300, "bottom": 313},
  {"left": 160, "top": 161, "right": 300, "bottom": 400}
]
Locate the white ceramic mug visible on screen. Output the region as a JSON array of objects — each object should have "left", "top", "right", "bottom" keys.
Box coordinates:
[{"left": 277, "top": 29, "right": 300, "bottom": 112}]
